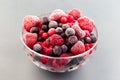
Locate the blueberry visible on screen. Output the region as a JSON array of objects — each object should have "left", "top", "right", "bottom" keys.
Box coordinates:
[
  {"left": 62, "top": 24, "right": 70, "bottom": 31},
  {"left": 56, "top": 27, "right": 63, "bottom": 34},
  {"left": 80, "top": 38, "right": 85, "bottom": 44},
  {"left": 90, "top": 34, "right": 97, "bottom": 43},
  {"left": 68, "top": 36, "right": 78, "bottom": 45},
  {"left": 61, "top": 44, "right": 68, "bottom": 53},
  {"left": 58, "top": 23, "right": 63, "bottom": 27},
  {"left": 65, "top": 28, "right": 75, "bottom": 37},
  {"left": 53, "top": 46, "right": 62, "bottom": 56},
  {"left": 61, "top": 32, "right": 67, "bottom": 38},
  {"left": 42, "top": 17, "right": 49, "bottom": 24},
  {"left": 38, "top": 37, "right": 44, "bottom": 42},
  {"left": 41, "top": 25, "right": 49, "bottom": 32},
  {"left": 66, "top": 42, "right": 72, "bottom": 51},
  {"left": 33, "top": 54, "right": 40, "bottom": 61},
  {"left": 84, "top": 37, "right": 91, "bottom": 43},
  {"left": 49, "top": 21, "right": 58, "bottom": 28},
  {"left": 30, "top": 27, "right": 39, "bottom": 33},
  {"left": 33, "top": 44, "right": 42, "bottom": 52}
]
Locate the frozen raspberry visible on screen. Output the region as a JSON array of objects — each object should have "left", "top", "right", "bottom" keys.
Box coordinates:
[
  {"left": 48, "top": 28, "right": 56, "bottom": 36},
  {"left": 72, "top": 24, "right": 86, "bottom": 39},
  {"left": 65, "top": 28, "right": 75, "bottom": 37},
  {"left": 41, "top": 25, "right": 49, "bottom": 32},
  {"left": 77, "top": 16, "right": 94, "bottom": 32},
  {"left": 89, "top": 43, "right": 94, "bottom": 48},
  {"left": 30, "top": 27, "right": 39, "bottom": 33},
  {"left": 23, "top": 15, "right": 41, "bottom": 32},
  {"left": 42, "top": 41, "right": 49, "bottom": 47},
  {"left": 68, "top": 36, "right": 78, "bottom": 45},
  {"left": 39, "top": 30, "right": 44, "bottom": 36},
  {"left": 60, "top": 16, "right": 68, "bottom": 23},
  {"left": 84, "top": 44, "right": 90, "bottom": 51},
  {"left": 42, "top": 17, "right": 49, "bottom": 24},
  {"left": 42, "top": 33, "right": 49, "bottom": 39},
  {"left": 67, "top": 15, "right": 74, "bottom": 22},
  {"left": 71, "top": 41, "right": 85, "bottom": 55},
  {"left": 23, "top": 33, "right": 37, "bottom": 48},
  {"left": 49, "top": 9, "right": 67, "bottom": 20},
  {"left": 56, "top": 27, "right": 63, "bottom": 34},
  {"left": 61, "top": 44, "right": 68, "bottom": 53},
  {"left": 68, "top": 8, "right": 81, "bottom": 20},
  {"left": 52, "top": 59, "right": 59, "bottom": 68},
  {"left": 40, "top": 57, "right": 49, "bottom": 64},
  {"left": 33, "top": 43, "right": 42, "bottom": 53},
  {"left": 84, "top": 30, "right": 90, "bottom": 37},
  {"left": 48, "top": 21, "right": 58, "bottom": 28},
  {"left": 53, "top": 46, "right": 62, "bottom": 56},
  {"left": 50, "top": 34, "right": 64, "bottom": 46},
  {"left": 36, "top": 42, "right": 42, "bottom": 45},
  {"left": 62, "top": 24, "right": 70, "bottom": 31},
  {"left": 43, "top": 47, "right": 53, "bottom": 55}
]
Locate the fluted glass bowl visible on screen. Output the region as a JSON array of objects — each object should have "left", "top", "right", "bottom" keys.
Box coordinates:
[{"left": 20, "top": 13, "right": 98, "bottom": 73}]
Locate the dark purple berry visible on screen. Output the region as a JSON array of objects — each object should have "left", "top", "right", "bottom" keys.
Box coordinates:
[
  {"left": 49, "top": 21, "right": 58, "bottom": 28},
  {"left": 80, "top": 38, "right": 85, "bottom": 44},
  {"left": 30, "top": 27, "right": 39, "bottom": 33},
  {"left": 53, "top": 46, "right": 62, "bottom": 56},
  {"left": 68, "top": 36, "right": 78, "bottom": 45},
  {"left": 33, "top": 54, "right": 40, "bottom": 61},
  {"left": 58, "top": 23, "right": 63, "bottom": 27},
  {"left": 33, "top": 44, "right": 42, "bottom": 52},
  {"left": 84, "top": 37, "right": 91, "bottom": 43},
  {"left": 66, "top": 42, "right": 72, "bottom": 51},
  {"left": 46, "top": 37, "right": 51, "bottom": 42},
  {"left": 38, "top": 36, "right": 44, "bottom": 42},
  {"left": 41, "top": 25, "right": 49, "bottom": 32},
  {"left": 90, "top": 34, "right": 97, "bottom": 43},
  {"left": 62, "top": 24, "right": 70, "bottom": 31},
  {"left": 56, "top": 27, "right": 63, "bottom": 34},
  {"left": 61, "top": 44, "right": 68, "bottom": 53},
  {"left": 65, "top": 28, "right": 75, "bottom": 37},
  {"left": 61, "top": 32, "right": 67, "bottom": 38},
  {"left": 42, "top": 17, "right": 49, "bottom": 24}
]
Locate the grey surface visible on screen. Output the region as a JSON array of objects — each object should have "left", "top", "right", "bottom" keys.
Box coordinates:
[{"left": 0, "top": 0, "right": 120, "bottom": 80}]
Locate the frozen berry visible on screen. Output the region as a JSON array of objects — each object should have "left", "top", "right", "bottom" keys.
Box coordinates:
[
  {"left": 56, "top": 27, "right": 63, "bottom": 34},
  {"left": 33, "top": 43, "right": 42, "bottom": 52},
  {"left": 89, "top": 43, "right": 94, "bottom": 48},
  {"left": 23, "top": 15, "right": 41, "bottom": 32},
  {"left": 23, "top": 33, "right": 37, "bottom": 48},
  {"left": 41, "top": 25, "right": 49, "bottom": 32},
  {"left": 71, "top": 41, "right": 85, "bottom": 55},
  {"left": 42, "top": 41, "right": 49, "bottom": 47},
  {"left": 61, "top": 32, "right": 67, "bottom": 38},
  {"left": 43, "top": 47, "right": 52, "bottom": 55},
  {"left": 84, "top": 37, "right": 91, "bottom": 43},
  {"left": 30, "top": 27, "right": 39, "bottom": 33},
  {"left": 58, "top": 23, "right": 63, "bottom": 27},
  {"left": 65, "top": 28, "right": 75, "bottom": 37},
  {"left": 80, "top": 38, "right": 85, "bottom": 44},
  {"left": 77, "top": 16, "right": 94, "bottom": 32},
  {"left": 52, "top": 59, "right": 59, "bottom": 68},
  {"left": 68, "top": 36, "right": 78, "bottom": 45},
  {"left": 68, "top": 8, "right": 81, "bottom": 20},
  {"left": 46, "top": 37, "right": 51, "bottom": 42},
  {"left": 48, "top": 28, "right": 56, "bottom": 36},
  {"left": 40, "top": 57, "right": 49, "bottom": 64},
  {"left": 38, "top": 36, "right": 44, "bottom": 42},
  {"left": 62, "top": 24, "right": 70, "bottom": 31},
  {"left": 39, "top": 30, "right": 44, "bottom": 36},
  {"left": 42, "top": 33, "right": 49, "bottom": 39},
  {"left": 49, "top": 9, "right": 67, "bottom": 20},
  {"left": 60, "top": 16, "right": 67, "bottom": 23},
  {"left": 42, "top": 17, "right": 49, "bottom": 24},
  {"left": 84, "top": 30, "right": 90, "bottom": 37},
  {"left": 33, "top": 54, "right": 40, "bottom": 61},
  {"left": 50, "top": 34, "right": 64, "bottom": 46},
  {"left": 61, "top": 45, "right": 68, "bottom": 53},
  {"left": 85, "top": 44, "right": 90, "bottom": 51},
  {"left": 67, "top": 15, "right": 74, "bottom": 22},
  {"left": 53, "top": 46, "right": 62, "bottom": 56},
  {"left": 90, "top": 34, "right": 97, "bottom": 43},
  {"left": 66, "top": 42, "right": 72, "bottom": 51},
  {"left": 49, "top": 21, "right": 58, "bottom": 28}
]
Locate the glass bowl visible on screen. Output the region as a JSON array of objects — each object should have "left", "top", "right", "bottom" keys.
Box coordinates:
[{"left": 20, "top": 13, "right": 98, "bottom": 73}]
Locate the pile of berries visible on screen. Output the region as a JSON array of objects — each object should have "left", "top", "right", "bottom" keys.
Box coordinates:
[{"left": 23, "top": 8, "right": 97, "bottom": 68}]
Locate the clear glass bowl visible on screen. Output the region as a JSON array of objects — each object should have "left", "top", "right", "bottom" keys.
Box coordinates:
[{"left": 20, "top": 13, "right": 98, "bottom": 73}]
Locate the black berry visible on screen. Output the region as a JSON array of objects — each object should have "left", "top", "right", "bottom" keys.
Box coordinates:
[
  {"left": 61, "top": 44, "right": 68, "bottom": 53},
  {"left": 62, "top": 24, "right": 69, "bottom": 31},
  {"left": 65, "top": 28, "right": 75, "bottom": 37},
  {"left": 38, "top": 36, "right": 44, "bottom": 42},
  {"left": 61, "top": 32, "right": 67, "bottom": 38},
  {"left": 41, "top": 25, "right": 49, "bottom": 32},
  {"left": 56, "top": 27, "right": 63, "bottom": 34},
  {"left": 33, "top": 44, "right": 42, "bottom": 52},
  {"left": 68, "top": 36, "right": 78, "bottom": 45},
  {"left": 49, "top": 21, "right": 58, "bottom": 28},
  {"left": 42, "top": 17, "right": 49, "bottom": 24},
  {"left": 30, "top": 27, "right": 39, "bottom": 33},
  {"left": 90, "top": 34, "right": 97, "bottom": 43},
  {"left": 58, "top": 23, "right": 63, "bottom": 27},
  {"left": 84, "top": 37, "right": 91, "bottom": 43},
  {"left": 53, "top": 46, "right": 62, "bottom": 56}
]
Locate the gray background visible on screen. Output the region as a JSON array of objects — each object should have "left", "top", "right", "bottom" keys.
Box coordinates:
[{"left": 0, "top": 0, "right": 120, "bottom": 80}]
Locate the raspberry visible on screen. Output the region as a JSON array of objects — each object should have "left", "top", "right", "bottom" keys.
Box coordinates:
[
  {"left": 84, "top": 30, "right": 90, "bottom": 37},
  {"left": 43, "top": 47, "right": 53, "bottom": 55},
  {"left": 71, "top": 41, "right": 85, "bottom": 55},
  {"left": 72, "top": 24, "right": 86, "bottom": 39},
  {"left": 42, "top": 33, "right": 49, "bottom": 39},
  {"left": 33, "top": 43, "right": 42, "bottom": 53},
  {"left": 68, "top": 8, "right": 81, "bottom": 20},
  {"left": 85, "top": 44, "right": 90, "bottom": 51},
  {"left": 52, "top": 59, "right": 59, "bottom": 68},
  {"left": 67, "top": 15, "right": 74, "bottom": 22},
  {"left": 42, "top": 41, "right": 49, "bottom": 47},
  {"left": 60, "top": 16, "right": 68, "bottom": 23},
  {"left": 23, "top": 15, "right": 41, "bottom": 32},
  {"left": 48, "top": 21, "right": 58, "bottom": 28},
  {"left": 50, "top": 34, "right": 64, "bottom": 46},
  {"left": 49, "top": 9, "right": 67, "bottom": 20},
  {"left": 65, "top": 28, "right": 75, "bottom": 37},
  {"left": 40, "top": 57, "right": 49, "bottom": 64},
  {"left": 77, "top": 16, "right": 94, "bottom": 32},
  {"left": 39, "top": 30, "right": 44, "bottom": 36},
  {"left": 48, "top": 28, "right": 56, "bottom": 36},
  {"left": 89, "top": 43, "right": 94, "bottom": 48},
  {"left": 23, "top": 33, "right": 37, "bottom": 48}
]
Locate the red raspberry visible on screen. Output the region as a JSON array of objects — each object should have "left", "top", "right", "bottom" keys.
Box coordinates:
[
  {"left": 84, "top": 30, "right": 90, "bottom": 37},
  {"left": 77, "top": 16, "right": 94, "bottom": 32},
  {"left": 68, "top": 8, "right": 81, "bottom": 20},
  {"left": 71, "top": 41, "right": 85, "bottom": 55},
  {"left": 42, "top": 41, "right": 49, "bottom": 47},
  {"left": 36, "top": 42, "right": 42, "bottom": 45},
  {"left": 67, "top": 15, "right": 74, "bottom": 22},
  {"left": 40, "top": 57, "right": 49, "bottom": 64},
  {"left": 23, "top": 33, "right": 37, "bottom": 48},
  {"left": 85, "top": 44, "right": 90, "bottom": 51},
  {"left": 89, "top": 43, "right": 94, "bottom": 48},
  {"left": 42, "top": 47, "right": 53, "bottom": 55},
  {"left": 52, "top": 59, "right": 59, "bottom": 68},
  {"left": 42, "top": 33, "right": 49, "bottom": 39},
  {"left": 48, "top": 28, "right": 56, "bottom": 36},
  {"left": 23, "top": 15, "right": 41, "bottom": 32},
  {"left": 39, "top": 30, "right": 44, "bottom": 36},
  {"left": 60, "top": 16, "right": 68, "bottom": 23},
  {"left": 50, "top": 34, "right": 64, "bottom": 46}
]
